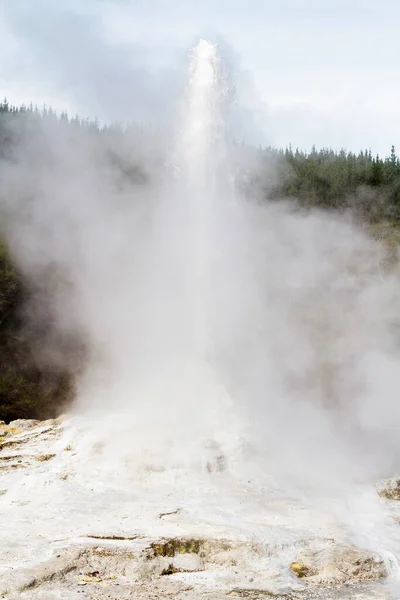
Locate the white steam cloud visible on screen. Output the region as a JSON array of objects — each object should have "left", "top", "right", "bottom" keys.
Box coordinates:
[{"left": 1, "top": 39, "right": 400, "bottom": 509}]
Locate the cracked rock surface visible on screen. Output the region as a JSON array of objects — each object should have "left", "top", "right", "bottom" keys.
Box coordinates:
[{"left": 1, "top": 417, "right": 400, "bottom": 599}]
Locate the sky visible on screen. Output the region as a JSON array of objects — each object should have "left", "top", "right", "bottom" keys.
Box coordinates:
[{"left": 1, "top": 0, "right": 399, "bottom": 154}]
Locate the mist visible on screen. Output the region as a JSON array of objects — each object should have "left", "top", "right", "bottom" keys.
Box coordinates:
[{"left": 1, "top": 38, "right": 400, "bottom": 514}]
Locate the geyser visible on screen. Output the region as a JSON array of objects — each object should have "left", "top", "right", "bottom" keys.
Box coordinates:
[
  {"left": 4, "top": 37, "right": 400, "bottom": 597},
  {"left": 3, "top": 38, "right": 400, "bottom": 498}
]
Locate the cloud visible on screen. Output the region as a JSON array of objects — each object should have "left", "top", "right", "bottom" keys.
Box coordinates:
[{"left": 2, "top": 2, "right": 184, "bottom": 125}]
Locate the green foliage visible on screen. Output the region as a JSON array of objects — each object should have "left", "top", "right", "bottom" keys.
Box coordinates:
[
  {"left": 0, "top": 241, "right": 18, "bottom": 317},
  {"left": 267, "top": 145, "right": 400, "bottom": 222},
  {"left": 0, "top": 240, "right": 73, "bottom": 422}
]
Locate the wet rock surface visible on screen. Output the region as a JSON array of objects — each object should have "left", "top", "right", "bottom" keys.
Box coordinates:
[
  {"left": 290, "top": 545, "right": 387, "bottom": 584},
  {"left": 377, "top": 478, "right": 400, "bottom": 501},
  {"left": 0, "top": 418, "right": 397, "bottom": 599}
]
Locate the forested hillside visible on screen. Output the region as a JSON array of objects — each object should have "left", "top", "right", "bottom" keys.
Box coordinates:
[
  {"left": 1, "top": 98, "right": 400, "bottom": 422},
  {"left": 273, "top": 144, "right": 400, "bottom": 222}
]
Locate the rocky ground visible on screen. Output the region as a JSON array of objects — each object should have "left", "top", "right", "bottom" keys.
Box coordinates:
[{"left": 1, "top": 417, "right": 400, "bottom": 599}]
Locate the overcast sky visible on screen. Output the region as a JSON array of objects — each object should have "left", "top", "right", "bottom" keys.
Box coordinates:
[{"left": 1, "top": 0, "right": 399, "bottom": 154}]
